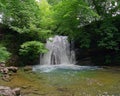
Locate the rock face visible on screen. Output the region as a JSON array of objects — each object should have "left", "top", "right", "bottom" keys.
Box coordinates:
[{"left": 0, "top": 86, "right": 21, "bottom": 96}]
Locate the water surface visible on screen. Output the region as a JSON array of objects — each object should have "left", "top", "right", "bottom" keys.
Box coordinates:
[
  {"left": 32, "top": 65, "right": 120, "bottom": 96},
  {"left": 1, "top": 65, "right": 120, "bottom": 96}
]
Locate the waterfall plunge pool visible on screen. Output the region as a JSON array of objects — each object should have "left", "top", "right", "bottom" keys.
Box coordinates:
[
  {"left": 32, "top": 65, "right": 120, "bottom": 96},
  {"left": 30, "top": 35, "right": 120, "bottom": 95},
  {"left": 1, "top": 65, "right": 120, "bottom": 96},
  {"left": 33, "top": 64, "right": 100, "bottom": 73}
]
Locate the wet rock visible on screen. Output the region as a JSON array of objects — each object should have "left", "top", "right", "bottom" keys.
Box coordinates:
[
  {"left": 0, "top": 86, "right": 21, "bottom": 96},
  {"left": 0, "top": 67, "right": 9, "bottom": 74},
  {"left": 13, "top": 88, "right": 21, "bottom": 96},
  {"left": 2, "top": 74, "right": 10, "bottom": 82},
  {"left": 7, "top": 66, "right": 18, "bottom": 73},
  {"left": 0, "top": 64, "right": 5, "bottom": 67},
  {"left": 9, "top": 73, "right": 12, "bottom": 76},
  {"left": 3, "top": 68, "right": 9, "bottom": 74},
  {"left": 0, "top": 67, "right": 4, "bottom": 73},
  {"left": 0, "top": 65, "right": 18, "bottom": 82},
  {"left": 24, "top": 66, "right": 32, "bottom": 71}
]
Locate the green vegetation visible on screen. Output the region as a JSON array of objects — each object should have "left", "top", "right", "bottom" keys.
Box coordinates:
[
  {"left": 19, "top": 41, "right": 47, "bottom": 64},
  {"left": 0, "top": 0, "right": 120, "bottom": 65},
  {"left": 0, "top": 45, "right": 11, "bottom": 63}
]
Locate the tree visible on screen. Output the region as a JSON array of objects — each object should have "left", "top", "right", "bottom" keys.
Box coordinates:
[
  {"left": 0, "top": 0, "right": 50, "bottom": 65},
  {"left": 86, "top": 0, "right": 120, "bottom": 19},
  {"left": 37, "top": 0, "right": 55, "bottom": 38},
  {"left": 53, "top": 0, "right": 99, "bottom": 38}
]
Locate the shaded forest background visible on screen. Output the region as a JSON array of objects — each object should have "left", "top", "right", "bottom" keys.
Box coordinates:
[{"left": 0, "top": 0, "right": 120, "bottom": 66}]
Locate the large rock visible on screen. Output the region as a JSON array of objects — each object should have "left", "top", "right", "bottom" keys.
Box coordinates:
[
  {"left": 12, "top": 88, "right": 21, "bottom": 96},
  {"left": 0, "top": 86, "right": 21, "bottom": 96},
  {"left": 0, "top": 65, "right": 18, "bottom": 82},
  {"left": 0, "top": 63, "right": 5, "bottom": 67},
  {"left": 0, "top": 67, "right": 9, "bottom": 74},
  {"left": 0, "top": 86, "right": 15, "bottom": 96},
  {"left": 24, "top": 66, "right": 32, "bottom": 71},
  {"left": 7, "top": 66, "right": 18, "bottom": 73},
  {"left": 3, "top": 68, "right": 9, "bottom": 74},
  {"left": 2, "top": 74, "right": 10, "bottom": 82}
]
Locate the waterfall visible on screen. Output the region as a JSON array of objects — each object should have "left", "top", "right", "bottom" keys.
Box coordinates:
[{"left": 40, "top": 35, "right": 76, "bottom": 65}]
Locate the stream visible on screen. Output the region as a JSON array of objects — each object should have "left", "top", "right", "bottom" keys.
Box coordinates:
[{"left": 0, "top": 66, "right": 120, "bottom": 96}]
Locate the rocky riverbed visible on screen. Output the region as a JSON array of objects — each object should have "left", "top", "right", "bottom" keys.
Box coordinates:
[
  {"left": 0, "top": 63, "right": 18, "bottom": 81},
  {"left": 0, "top": 63, "right": 21, "bottom": 96},
  {"left": 0, "top": 66, "right": 120, "bottom": 96},
  {"left": 0, "top": 86, "right": 20, "bottom": 96}
]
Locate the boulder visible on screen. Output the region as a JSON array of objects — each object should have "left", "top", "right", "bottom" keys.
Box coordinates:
[
  {"left": 0, "top": 64, "right": 5, "bottom": 67},
  {"left": 0, "top": 67, "right": 9, "bottom": 74},
  {"left": 3, "top": 68, "right": 9, "bottom": 74},
  {"left": 0, "top": 65, "right": 18, "bottom": 82},
  {"left": 0, "top": 86, "right": 21, "bottom": 96},
  {"left": 12, "top": 88, "right": 21, "bottom": 96},
  {"left": 0, "top": 86, "right": 15, "bottom": 96},
  {"left": 24, "top": 66, "right": 32, "bottom": 71},
  {"left": 2, "top": 74, "right": 10, "bottom": 82},
  {"left": 7, "top": 66, "right": 18, "bottom": 73}
]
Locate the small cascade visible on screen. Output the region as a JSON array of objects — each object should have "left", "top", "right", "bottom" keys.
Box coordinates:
[{"left": 40, "top": 35, "right": 76, "bottom": 65}]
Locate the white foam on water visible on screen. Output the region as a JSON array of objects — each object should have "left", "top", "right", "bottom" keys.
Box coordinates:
[{"left": 33, "top": 64, "right": 99, "bottom": 73}]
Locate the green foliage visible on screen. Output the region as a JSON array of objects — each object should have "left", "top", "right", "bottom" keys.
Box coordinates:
[
  {"left": 3, "top": 0, "right": 40, "bottom": 29},
  {"left": 0, "top": 0, "right": 120, "bottom": 65},
  {"left": 19, "top": 41, "right": 47, "bottom": 64},
  {"left": 53, "top": 0, "right": 99, "bottom": 37},
  {"left": 0, "top": 0, "right": 51, "bottom": 40},
  {"left": 86, "top": 0, "right": 120, "bottom": 19},
  {"left": 0, "top": 0, "right": 53, "bottom": 65},
  {"left": 0, "top": 45, "right": 11, "bottom": 63},
  {"left": 47, "top": 0, "right": 61, "bottom": 5},
  {"left": 79, "top": 31, "right": 91, "bottom": 48},
  {"left": 38, "top": 0, "right": 55, "bottom": 29},
  {"left": 19, "top": 41, "right": 47, "bottom": 55},
  {"left": 97, "top": 20, "right": 119, "bottom": 50}
]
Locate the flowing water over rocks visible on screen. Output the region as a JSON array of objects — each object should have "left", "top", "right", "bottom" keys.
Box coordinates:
[
  {"left": 1, "top": 36, "right": 120, "bottom": 96},
  {"left": 40, "top": 35, "right": 76, "bottom": 65}
]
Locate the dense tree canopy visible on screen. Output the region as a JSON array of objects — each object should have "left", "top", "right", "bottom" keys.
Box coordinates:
[
  {"left": 0, "top": 0, "right": 120, "bottom": 65},
  {"left": 53, "top": 0, "right": 99, "bottom": 37}
]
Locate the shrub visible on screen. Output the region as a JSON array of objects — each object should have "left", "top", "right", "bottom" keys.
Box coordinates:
[
  {"left": 19, "top": 41, "right": 47, "bottom": 65},
  {"left": 0, "top": 45, "right": 11, "bottom": 63}
]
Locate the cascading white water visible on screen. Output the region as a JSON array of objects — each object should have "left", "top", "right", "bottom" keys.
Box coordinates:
[
  {"left": 40, "top": 35, "right": 76, "bottom": 65},
  {"left": 33, "top": 35, "right": 99, "bottom": 72}
]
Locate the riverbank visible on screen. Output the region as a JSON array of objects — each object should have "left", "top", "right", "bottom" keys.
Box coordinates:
[{"left": 0, "top": 66, "right": 120, "bottom": 96}]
